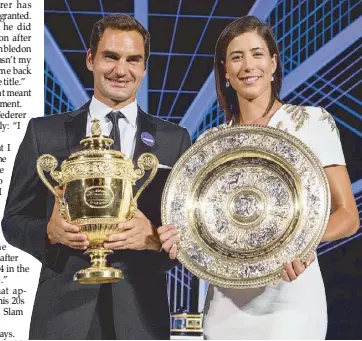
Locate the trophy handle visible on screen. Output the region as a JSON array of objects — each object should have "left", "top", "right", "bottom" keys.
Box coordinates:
[
  {"left": 133, "top": 153, "right": 159, "bottom": 202},
  {"left": 37, "top": 154, "right": 63, "bottom": 199}
]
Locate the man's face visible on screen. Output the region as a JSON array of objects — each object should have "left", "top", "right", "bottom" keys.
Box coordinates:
[{"left": 86, "top": 28, "right": 146, "bottom": 109}]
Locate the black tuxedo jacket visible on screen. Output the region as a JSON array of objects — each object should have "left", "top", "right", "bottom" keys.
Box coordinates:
[{"left": 2, "top": 102, "right": 191, "bottom": 339}]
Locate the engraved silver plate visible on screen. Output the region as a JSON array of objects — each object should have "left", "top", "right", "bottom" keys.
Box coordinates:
[{"left": 161, "top": 125, "right": 330, "bottom": 288}]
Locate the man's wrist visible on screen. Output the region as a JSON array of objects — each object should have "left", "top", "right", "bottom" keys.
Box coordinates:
[
  {"left": 147, "top": 226, "right": 162, "bottom": 251},
  {"left": 148, "top": 235, "right": 162, "bottom": 251}
]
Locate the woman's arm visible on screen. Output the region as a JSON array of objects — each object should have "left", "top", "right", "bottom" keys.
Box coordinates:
[{"left": 321, "top": 165, "right": 359, "bottom": 242}]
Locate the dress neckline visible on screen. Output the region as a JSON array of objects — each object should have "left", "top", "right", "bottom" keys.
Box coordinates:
[
  {"left": 230, "top": 104, "right": 286, "bottom": 127},
  {"left": 266, "top": 103, "right": 285, "bottom": 128}
]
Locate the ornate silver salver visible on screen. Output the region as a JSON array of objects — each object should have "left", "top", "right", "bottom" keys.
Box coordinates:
[{"left": 162, "top": 125, "right": 330, "bottom": 288}]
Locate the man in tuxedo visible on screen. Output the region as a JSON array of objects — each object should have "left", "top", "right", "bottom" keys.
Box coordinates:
[{"left": 2, "top": 14, "right": 190, "bottom": 339}]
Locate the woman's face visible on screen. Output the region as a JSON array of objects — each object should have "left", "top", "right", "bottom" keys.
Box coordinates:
[{"left": 224, "top": 31, "right": 277, "bottom": 101}]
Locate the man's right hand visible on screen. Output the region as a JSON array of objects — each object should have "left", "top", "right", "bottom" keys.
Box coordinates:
[{"left": 47, "top": 199, "right": 89, "bottom": 249}]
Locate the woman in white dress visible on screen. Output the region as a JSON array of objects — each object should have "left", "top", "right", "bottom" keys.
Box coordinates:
[{"left": 158, "top": 16, "right": 359, "bottom": 340}]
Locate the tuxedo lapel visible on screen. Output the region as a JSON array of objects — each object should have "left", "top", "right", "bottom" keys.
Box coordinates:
[
  {"left": 133, "top": 106, "right": 158, "bottom": 160},
  {"left": 64, "top": 102, "right": 90, "bottom": 154},
  {"left": 133, "top": 106, "right": 159, "bottom": 196}
]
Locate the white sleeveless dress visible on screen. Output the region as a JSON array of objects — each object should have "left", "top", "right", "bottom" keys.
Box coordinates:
[{"left": 203, "top": 105, "right": 346, "bottom": 340}]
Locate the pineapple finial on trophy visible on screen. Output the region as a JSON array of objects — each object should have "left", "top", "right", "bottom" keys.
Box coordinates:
[
  {"left": 80, "top": 119, "right": 113, "bottom": 150},
  {"left": 91, "top": 119, "right": 102, "bottom": 137}
]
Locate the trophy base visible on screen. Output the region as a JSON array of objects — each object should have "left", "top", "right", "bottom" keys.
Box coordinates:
[
  {"left": 73, "top": 247, "right": 123, "bottom": 284},
  {"left": 73, "top": 267, "right": 123, "bottom": 284}
]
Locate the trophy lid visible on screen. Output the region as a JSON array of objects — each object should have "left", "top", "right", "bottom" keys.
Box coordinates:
[
  {"left": 80, "top": 119, "right": 114, "bottom": 150},
  {"left": 64, "top": 119, "right": 127, "bottom": 162}
]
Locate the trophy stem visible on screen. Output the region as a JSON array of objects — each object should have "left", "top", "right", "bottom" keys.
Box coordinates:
[
  {"left": 73, "top": 247, "right": 123, "bottom": 284},
  {"left": 88, "top": 248, "right": 111, "bottom": 268}
]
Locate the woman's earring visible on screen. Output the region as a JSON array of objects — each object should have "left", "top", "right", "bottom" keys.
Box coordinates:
[
  {"left": 271, "top": 75, "right": 274, "bottom": 82},
  {"left": 226, "top": 80, "right": 230, "bottom": 88}
]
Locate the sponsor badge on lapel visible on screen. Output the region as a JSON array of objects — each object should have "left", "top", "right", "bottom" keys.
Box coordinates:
[{"left": 141, "top": 132, "right": 155, "bottom": 146}]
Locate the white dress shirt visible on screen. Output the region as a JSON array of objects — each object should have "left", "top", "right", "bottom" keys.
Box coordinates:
[{"left": 86, "top": 96, "right": 138, "bottom": 159}]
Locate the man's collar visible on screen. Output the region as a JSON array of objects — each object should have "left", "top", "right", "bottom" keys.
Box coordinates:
[{"left": 89, "top": 96, "right": 138, "bottom": 128}]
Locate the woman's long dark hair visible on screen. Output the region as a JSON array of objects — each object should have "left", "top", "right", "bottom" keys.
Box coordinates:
[{"left": 214, "top": 16, "right": 283, "bottom": 124}]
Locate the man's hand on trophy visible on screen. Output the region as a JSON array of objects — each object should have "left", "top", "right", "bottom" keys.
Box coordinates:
[
  {"left": 104, "top": 210, "right": 161, "bottom": 251},
  {"left": 47, "top": 199, "right": 89, "bottom": 250},
  {"left": 282, "top": 253, "right": 316, "bottom": 282},
  {"left": 157, "top": 225, "right": 180, "bottom": 259}
]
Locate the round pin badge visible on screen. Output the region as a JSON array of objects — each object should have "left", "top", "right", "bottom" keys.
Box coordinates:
[{"left": 141, "top": 132, "right": 155, "bottom": 146}]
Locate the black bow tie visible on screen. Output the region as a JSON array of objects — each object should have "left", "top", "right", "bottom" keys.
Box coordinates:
[{"left": 106, "top": 111, "right": 125, "bottom": 151}]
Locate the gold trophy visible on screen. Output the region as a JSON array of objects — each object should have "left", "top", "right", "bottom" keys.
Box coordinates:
[{"left": 37, "top": 119, "right": 158, "bottom": 284}]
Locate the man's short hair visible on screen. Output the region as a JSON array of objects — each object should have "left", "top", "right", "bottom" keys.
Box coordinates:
[{"left": 90, "top": 14, "right": 150, "bottom": 67}]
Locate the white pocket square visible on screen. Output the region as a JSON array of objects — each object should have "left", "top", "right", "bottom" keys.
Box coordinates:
[{"left": 158, "top": 164, "right": 172, "bottom": 169}]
